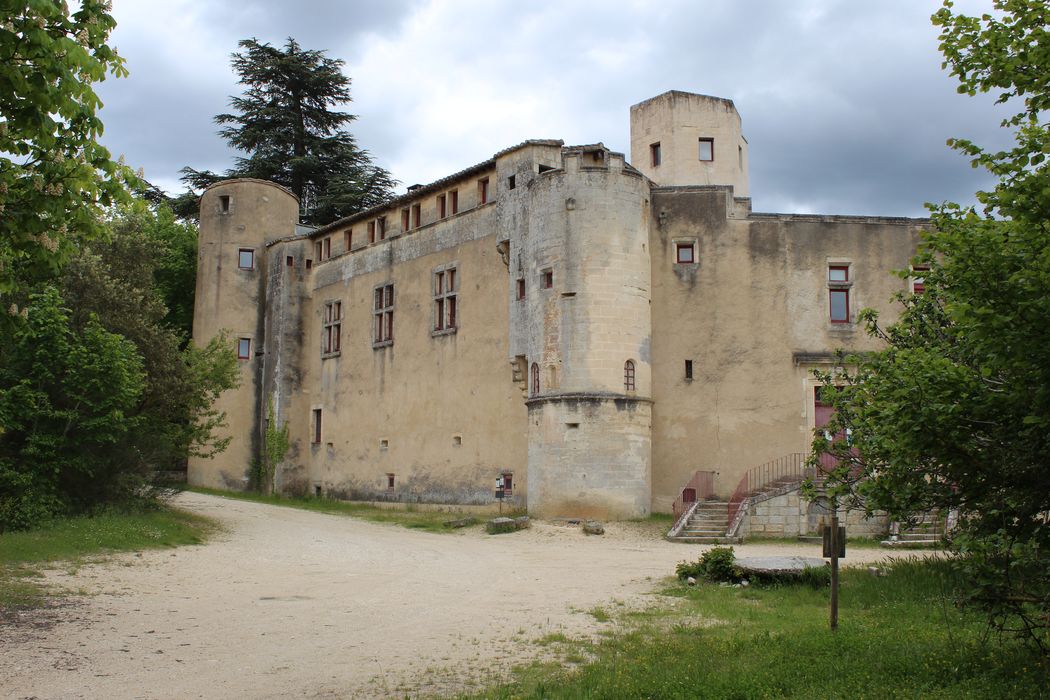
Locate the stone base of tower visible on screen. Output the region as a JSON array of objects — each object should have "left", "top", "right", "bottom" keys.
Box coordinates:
[{"left": 526, "top": 394, "right": 652, "bottom": 520}]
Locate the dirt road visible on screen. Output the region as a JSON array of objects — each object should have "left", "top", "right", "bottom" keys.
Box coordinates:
[{"left": 1, "top": 492, "right": 914, "bottom": 699}]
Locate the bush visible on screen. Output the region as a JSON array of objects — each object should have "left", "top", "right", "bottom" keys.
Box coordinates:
[{"left": 677, "top": 546, "right": 742, "bottom": 583}]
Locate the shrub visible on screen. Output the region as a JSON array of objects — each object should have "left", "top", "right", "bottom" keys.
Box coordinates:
[{"left": 677, "top": 546, "right": 742, "bottom": 583}]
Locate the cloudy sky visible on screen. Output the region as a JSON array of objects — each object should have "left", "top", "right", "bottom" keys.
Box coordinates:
[{"left": 95, "top": 0, "right": 1010, "bottom": 217}]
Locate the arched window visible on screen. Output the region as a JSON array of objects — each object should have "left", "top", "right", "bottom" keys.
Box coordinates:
[
  {"left": 624, "top": 360, "right": 636, "bottom": 391},
  {"left": 530, "top": 363, "right": 540, "bottom": 396}
]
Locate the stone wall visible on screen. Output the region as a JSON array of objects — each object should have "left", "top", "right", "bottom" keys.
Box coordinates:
[{"left": 737, "top": 488, "right": 889, "bottom": 539}]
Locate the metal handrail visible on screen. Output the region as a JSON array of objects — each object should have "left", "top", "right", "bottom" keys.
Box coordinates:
[
  {"left": 726, "top": 453, "right": 810, "bottom": 534},
  {"left": 670, "top": 470, "right": 716, "bottom": 531}
]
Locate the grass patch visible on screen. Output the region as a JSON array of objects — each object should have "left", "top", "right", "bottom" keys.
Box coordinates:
[
  {"left": 470, "top": 559, "right": 1049, "bottom": 698},
  {"left": 743, "top": 534, "right": 885, "bottom": 549},
  {"left": 187, "top": 486, "right": 495, "bottom": 533},
  {"left": 0, "top": 506, "right": 214, "bottom": 610}
]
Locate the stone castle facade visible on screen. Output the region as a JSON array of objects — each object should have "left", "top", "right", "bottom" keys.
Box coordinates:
[{"left": 188, "top": 91, "right": 924, "bottom": 523}]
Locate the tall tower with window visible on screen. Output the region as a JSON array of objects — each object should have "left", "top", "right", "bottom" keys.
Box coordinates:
[
  {"left": 189, "top": 179, "right": 299, "bottom": 489},
  {"left": 629, "top": 90, "right": 749, "bottom": 196}
]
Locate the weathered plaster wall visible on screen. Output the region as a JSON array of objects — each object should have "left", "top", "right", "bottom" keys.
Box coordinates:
[{"left": 649, "top": 185, "right": 924, "bottom": 510}]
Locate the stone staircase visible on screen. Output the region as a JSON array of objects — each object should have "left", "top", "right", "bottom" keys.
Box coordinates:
[
  {"left": 881, "top": 511, "right": 945, "bottom": 548},
  {"left": 668, "top": 500, "right": 739, "bottom": 544}
]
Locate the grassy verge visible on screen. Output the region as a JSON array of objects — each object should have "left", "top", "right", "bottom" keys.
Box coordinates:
[
  {"left": 186, "top": 486, "right": 504, "bottom": 533},
  {"left": 0, "top": 506, "right": 214, "bottom": 610},
  {"left": 475, "top": 559, "right": 1048, "bottom": 699}
]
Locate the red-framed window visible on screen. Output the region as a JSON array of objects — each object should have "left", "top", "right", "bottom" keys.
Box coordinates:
[
  {"left": 238, "top": 248, "right": 254, "bottom": 270},
  {"left": 516, "top": 278, "right": 526, "bottom": 300},
  {"left": 624, "top": 360, "right": 636, "bottom": 391},
  {"left": 699, "top": 137, "right": 714, "bottom": 162},
  {"left": 368, "top": 221, "right": 376, "bottom": 243},
  {"left": 450, "top": 190, "right": 458, "bottom": 215},
  {"left": 502, "top": 472, "right": 513, "bottom": 495},
  {"left": 912, "top": 265, "right": 929, "bottom": 295},
  {"left": 412, "top": 203, "right": 421, "bottom": 229},
  {"left": 437, "top": 194, "right": 447, "bottom": 219},
  {"left": 378, "top": 216, "right": 386, "bottom": 240},
  {"left": 542, "top": 270, "right": 553, "bottom": 289},
  {"left": 829, "top": 265, "right": 850, "bottom": 323},
  {"left": 675, "top": 242, "right": 696, "bottom": 264},
  {"left": 530, "top": 362, "right": 539, "bottom": 396},
  {"left": 401, "top": 208, "right": 410, "bottom": 233},
  {"left": 286, "top": 256, "right": 294, "bottom": 267},
  {"left": 237, "top": 337, "right": 251, "bottom": 360},
  {"left": 478, "top": 178, "right": 489, "bottom": 205},
  {"left": 374, "top": 283, "right": 394, "bottom": 346}
]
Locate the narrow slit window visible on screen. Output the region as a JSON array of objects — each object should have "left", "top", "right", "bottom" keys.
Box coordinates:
[
  {"left": 368, "top": 221, "right": 376, "bottom": 243},
  {"left": 530, "top": 363, "right": 539, "bottom": 396},
  {"left": 412, "top": 203, "right": 421, "bottom": 229},
  {"left": 450, "top": 190, "right": 459, "bottom": 215},
  {"left": 516, "top": 278, "right": 526, "bottom": 300},
  {"left": 507, "top": 175, "right": 516, "bottom": 191},
  {"left": 344, "top": 229, "right": 352, "bottom": 252},
  {"left": 386, "top": 473, "right": 395, "bottom": 490},
  {"left": 685, "top": 359, "right": 693, "bottom": 380},
  {"left": 312, "top": 408, "right": 322, "bottom": 444},
  {"left": 650, "top": 142, "right": 661, "bottom": 167},
  {"left": 378, "top": 216, "right": 386, "bottom": 240}
]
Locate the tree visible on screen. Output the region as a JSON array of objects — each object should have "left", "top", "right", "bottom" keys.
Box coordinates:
[
  {"left": 181, "top": 38, "right": 396, "bottom": 225},
  {"left": 0, "top": 1, "right": 134, "bottom": 323},
  {"left": 811, "top": 0, "right": 1049, "bottom": 648}
]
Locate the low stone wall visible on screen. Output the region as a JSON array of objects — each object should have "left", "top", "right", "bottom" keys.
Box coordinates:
[{"left": 738, "top": 488, "right": 888, "bottom": 539}]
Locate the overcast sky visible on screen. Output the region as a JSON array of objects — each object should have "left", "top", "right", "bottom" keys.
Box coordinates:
[{"left": 94, "top": 0, "right": 1010, "bottom": 218}]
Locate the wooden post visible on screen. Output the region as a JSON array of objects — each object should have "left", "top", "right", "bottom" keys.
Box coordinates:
[{"left": 829, "top": 511, "right": 839, "bottom": 631}]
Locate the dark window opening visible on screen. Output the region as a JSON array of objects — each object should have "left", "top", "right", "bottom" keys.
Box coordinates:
[
  {"left": 312, "top": 408, "right": 322, "bottom": 444},
  {"left": 437, "top": 194, "right": 447, "bottom": 219},
  {"left": 502, "top": 473, "right": 513, "bottom": 494},
  {"left": 650, "top": 142, "right": 661, "bottom": 167},
  {"left": 386, "top": 473, "right": 395, "bottom": 490},
  {"left": 478, "top": 178, "right": 489, "bottom": 205},
  {"left": 306, "top": 259, "right": 313, "bottom": 270},
  {"left": 542, "top": 270, "right": 553, "bottom": 289},
  {"left": 401, "top": 208, "right": 410, "bottom": 232},
  {"left": 507, "top": 175, "right": 516, "bottom": 191},
  {"left": 450, "top": 190, "right": 458, "bottom": 215},
  {"left": 516, "top": 278, "right": 525, "bottom": 300},
  {"left": 219, "top": 195, "right": 230, "bottom": 213},
  {"left": 685, "top": 359, "right": 693, "bottom": 380},
  {"left": 368, "top": 221, "right": 376, "bottom": 243},
  {"left": 286, "top": 256, "right": 294, "bottom": 267},
  {"left": 530, "top": 362, "right": 539, "bottom": 396},
  {"left": 412, "top": 203, "right": 421, "bottom": 229}
]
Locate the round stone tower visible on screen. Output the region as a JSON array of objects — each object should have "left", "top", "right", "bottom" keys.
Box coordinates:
[
  {"left": 187, "top": 179, "right": 299, "bottom": 490},
  {"left": 523, "top": 148, "right": 653, "bottom": 519}
]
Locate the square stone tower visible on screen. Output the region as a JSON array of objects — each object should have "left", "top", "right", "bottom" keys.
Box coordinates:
[{"left": 630, "top": 90, "right": 749, "bottom": 196}]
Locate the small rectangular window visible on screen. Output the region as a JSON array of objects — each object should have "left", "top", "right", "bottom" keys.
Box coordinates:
[
  {"left": 237, "top": 337, "right": 251, "bottom": 360},
  {"left": 699, "top": 137, "right": 714, "bottom": 162},
  {"left": 450, "top": 190, "right": 459, "bottom": 215},
  {"left": 502, "top": 472, "right": 513, "bottom": 495},
  {"left": 386, "top": 473, "right": 395, "bottom": 490},
  {"left": 911, "top": 265, "right": 929, "bottom": 295},
  {"left": 374, "top": 283, "right": 394, "bottom": 346},
  {"left": 507, "top": 175, "right": 516, "bottom": 191},
  {"left": 312, "top": 408, "right": 322, "bottom": 444},
  {"left": 344, "top": 229, "right": 352, "bottom": 252},
  {"left": 324, "top": 238, "right": 331, "bottom": 259},
  {"left": 829, "top": 265, "right": 849, "bottom": 283},
  {"left": 401, "top": 208, "right": 410, "bottom": 232},
  {"left": 828, "top": 265, "right": 850, "bottom": 323},
  {"left": 238, "top": 248, "right": 254, "bottom": 270},
  {"left": 412, "top": 203, "right": 421, "bottom": 229},
  {"left": 306, "top": 259, "right": 313, "bottom": 270},
  {"left": 516, "top": 278, "right": 526, "bottom": 300},
  {"left": 675, "top": 242, "right": 695, "bottom": 264},
  {"left": 368, "top": 221, "right": 376, "bottom": 243},
  {"left": 650, "top": 142, "right": 661, "bottom": 167},
  {"left": 478, "top": 178, "right": 489, "bottom": 205},
  {"left": 685, "top": 359, "right": 693, "bottom": 380},
  {"left": 219, "top": 195, "right": 231, "bottom": 213},
  {"left": 542, "top": 270, "right": 553, "bottom": 289},
  {"left": 437, "top": 194, "right": 447, "bottom": 219},
  {"left": 378, "top": 216, "right": 386, "bottom": 240},
  {"left": 286, "top": 256, "right": 294, "bottom": 267}
]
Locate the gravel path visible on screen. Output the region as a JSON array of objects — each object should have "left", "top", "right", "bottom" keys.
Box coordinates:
[{"left": 1, "top": 492, "right": 919, "bottom": 699}]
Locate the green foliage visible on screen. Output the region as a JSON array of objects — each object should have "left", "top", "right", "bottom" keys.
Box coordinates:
[
  {"left": 808, "top": 1, "right": 1050, "bottom": 648},
  {"left": 472, "top": 560, "right": 1048, "bottom": 699},
  {"left": 180, "top": 37, "right": 396, "bottom": 224},
  {"left": 0, "top": 1, "right": 135, "bottom": 320},
  {"left": 0, "top": 287, "right": 145, "bottom": 531},
  {"left": 676, "top": 546, "right": 742, "bottom": 583},
  {"left": 251, "top": 400, "right": 290, "bottom": 493}
]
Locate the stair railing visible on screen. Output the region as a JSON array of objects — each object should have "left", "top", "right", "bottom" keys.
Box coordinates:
[
  {"left": 726, "top": 453, "right": 810, "bottom": 536},
  {"left": 669, "top": 470, "right": 716, "bottom": 534}
]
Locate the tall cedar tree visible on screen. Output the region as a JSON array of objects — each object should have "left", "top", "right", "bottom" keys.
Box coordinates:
[
  {"left": 809, "top": 0, "right": 1050, "bottom": 648},
  {"left": 181, "top": 38, "right": 395, "bottom": 224}
]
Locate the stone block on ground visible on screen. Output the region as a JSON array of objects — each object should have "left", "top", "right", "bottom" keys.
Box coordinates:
[
  {"left": 582, "top": 520, "right": 605, "bottom": 535},
  {"left": 443, "top": 516, "right": 479, "bottom": 529},
  {"left": 486, "top": 516, "right": 530, "bottom": 534}
]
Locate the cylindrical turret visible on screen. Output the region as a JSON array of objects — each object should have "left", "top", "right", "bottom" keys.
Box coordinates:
[
  {"left": 523, "top": 149, "right": 653, "bottom": 519},
  {"left": 188, "top": 179, "right": 299, "bottom": 489}
]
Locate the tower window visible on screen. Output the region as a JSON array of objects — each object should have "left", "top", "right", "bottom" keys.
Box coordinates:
[
  {"left": 401, "top": 208, "right": 410, "bottom": 232},
  {"left": 699, "top": 137, "right": 714, "bottom": 162},
  {"left": 344, "top": 229, "right": 352, "bottom": 252},
  {"left": 237, "top": 337, "right": 251, "bottom": 360},
  {"left": 312, "top": 408, "right": 322, "bottom": 444},
  {"left": 685, "top": 359, "right": 693, "bottom": 381},
  {"left": 237, "top": 248, "right": 255, "bottom": 270},
  {"left": 650, "top": 142, "right": 661, "bottom": 167},
  {"left": 530, "top": 363, "right": 539, "bottom": 396},
  {"left": 322, "top": 300, "right": 342, "bottom": 356},
  {"left": 624, "top": 360, "right": 636, "bottom": 391},
  {"left": 368, "top": 220, "right": 376, "bottom": 243},
  {"left": 378, "top": 216, "right": 387, "bottom": 240},
  {"left": 507, "top": 175, "right": 516, "bottom": 191},
  {"left": 219, "top": 195, "right": 231, "bottom": 213},
  {"left": 542, "top": 269, "right": 553, "bottom": 289},
  {"left": 437, "top": 193, "right": 447, "bottom": 219},
  {"left": 516, "top": 278, "right": 526, "bottom": 300},
  {"left": 675, "top": 241, "right": 696, "bottom": 264}
]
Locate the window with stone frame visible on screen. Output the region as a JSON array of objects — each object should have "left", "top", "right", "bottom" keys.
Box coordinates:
[
  {"left": 698, "top": 137, "right": 714, "bottom": 161},
  {"left": 675, "top": 240, "right": 697, "bottom": 264},
  {"left": 238, "top": 248, "right": 255, "bottom": 270},
  {"left": 433, "top": 265, "right": 458, "bottom": 334},
  {"left": 530, "top": 362, "right": 539, "bottom": 396},
  {"left": 373, "top": 283, "right": 394, "bottom": 347},
  {"left": 624, "top": 359, "right": 636, "bottom": 391},
  {"left": 828, "top": 264, "right": 851, "bottom": 323},
  {"left": 322, "top": 300, "right": 342, "bottom": 356}
]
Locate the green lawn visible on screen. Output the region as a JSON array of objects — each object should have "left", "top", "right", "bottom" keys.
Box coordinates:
[
  {"left": 0, "top": 506, "right": 214, "bottom": 609},
  {"left": 474, "top": 559, "right": 1048, "bottom": 699},
  {"left": 187, "top": 486, "right": 504, "bottom": 533}
]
